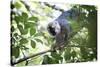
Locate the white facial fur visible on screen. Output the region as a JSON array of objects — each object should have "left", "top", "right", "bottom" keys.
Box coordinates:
[{"left": 52, "top": 21, "right": 61, "bottom": 35}]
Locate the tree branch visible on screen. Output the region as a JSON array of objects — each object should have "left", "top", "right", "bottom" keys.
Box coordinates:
[
  {"left": 11, "top": 49, "right": 52, "bottom": 66},
  {"left": 21, "top": 1, "right": 54, "bottom": 17},
  {"left": 43, "top": 2, "right": 64, "bottom": 12}
]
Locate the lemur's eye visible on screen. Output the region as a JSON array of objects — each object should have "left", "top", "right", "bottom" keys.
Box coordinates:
[{"left": 48, "top": 26, "right": 56, "bottom": 36}]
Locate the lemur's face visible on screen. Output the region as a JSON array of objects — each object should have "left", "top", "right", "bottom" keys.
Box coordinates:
[{"left": 47, "top": 21, "right": 61, "bottom": 36}]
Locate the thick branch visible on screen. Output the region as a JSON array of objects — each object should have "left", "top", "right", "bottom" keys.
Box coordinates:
[{"left": 11, "top": 49, "right": 52, "bottom": 66}]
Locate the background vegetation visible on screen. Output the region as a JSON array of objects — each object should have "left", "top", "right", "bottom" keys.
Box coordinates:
[{"left": 11, "top": 0, "right": 97, "bottom": 66}]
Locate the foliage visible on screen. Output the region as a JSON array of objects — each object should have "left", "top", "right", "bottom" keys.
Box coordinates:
[{"left": 11, "top": 1, "right": 97, "bottom": 66}]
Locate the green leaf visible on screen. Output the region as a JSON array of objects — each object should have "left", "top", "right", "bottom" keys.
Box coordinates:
[
  {"left": 30, "top": 27, "right": 36, "bottom": 36},
  {"left": 14, "top": 33, "right": 18, "bottom": 37},
  {"left": 18, "top": 25, "right": 28, "bottom": 35},
  {"left": 31, "top": 40, "right": 36, "bottom": 48},
  {"left": 11, "top": 37, "right": 15, "bottom": 44},
  {"left": 64, "top": 48, "right": 71, "bottom": 61},
  {"left": 23, "top": 46, "right": 29, "bottom": 50},
  {"left": 12, "top": 46, "right": 20, "bottom": 58},
  {"left": 18, "top": 25, "right": 23, "bottom": 34},
  {"left": 15, "top": 12, "right": 28, "bottom": 23},
  {"left": 22, "top": 12, "right": 28, "bottom": 20},
  {"left": 20, "top": 38, "right": 28, "bottom": 45},
  {"left": 22, "top": 28, "right": 28, "bottom": 35},
  {"left": 14, "top": 16, "right": 19, "bottom": 24},
  {"left": 71, "top": 51, "right": 76, "bottom": 58},
  {"left": 35, "top": 38, "right": 43, "bottom": 44},
  {"left": 25, "top": 22, "right": 36, "bottom": 29},
  {"left": 11, "top": 26, "right": 15, "bottom": 32},
  {"left": 15, "top": 2, "right": 21, "bottom": 9},
  {"left": 28, "top": 16, "right": 38, "bottom": 22},
  {"left": 15, "top": 16, "right": 22, "bottom": 24},
  {"left": 13, "top": 33, "right": 19, "bottom": 39},
  {"left": 51, "top": 52, "right": 62, "bottom": 60},
  {"left": 42, "top": 55, "right": 49, "bottom": 64},
  {"left": 34, "top": 33, "right": 42, "bottom": 37},
  {"left": 11, "top": 4, "right": 15, "bottom": 9},
  {"left": 42, "top": 55, "right": 59, "bottom": 64},
  {"left": 80, "top": 47, "right": 88, "bottom": 59}
]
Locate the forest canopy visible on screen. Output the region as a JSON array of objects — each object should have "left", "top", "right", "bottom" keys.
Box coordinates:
[{"left": 11, "top": 0, "right": 97, "bottom": 66}]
